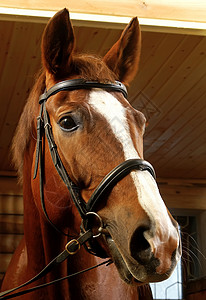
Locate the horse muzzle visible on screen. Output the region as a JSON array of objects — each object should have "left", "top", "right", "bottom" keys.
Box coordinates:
[{"left": 104, "top": 221, "right": 181, "bottom": 284}]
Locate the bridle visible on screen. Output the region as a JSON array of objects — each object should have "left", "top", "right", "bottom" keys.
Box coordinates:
[
  {"left": 0, "top": 79, "right": 156, "bottom": 299},
  {"left": 34, "top": 78, "right": 156, "bottom": 255}
]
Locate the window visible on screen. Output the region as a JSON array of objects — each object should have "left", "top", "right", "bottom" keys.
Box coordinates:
[
  {"left": 150, "top": 214, "right": 201, "bottom": 300},
  {"left": 150, "top": 259, "right": 183, "bottom": 300}
]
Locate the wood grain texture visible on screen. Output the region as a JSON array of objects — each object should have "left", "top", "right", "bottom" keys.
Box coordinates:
[
  {"left": 0, "top": 22, "right": 206, "bottom": 179},
  {"left": 1, "top": 0, "right": 206, "bottom": 23}
]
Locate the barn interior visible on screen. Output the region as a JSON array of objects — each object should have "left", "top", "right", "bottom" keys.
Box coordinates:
[{"left": 0, "top": 1, "right": 206, "bottom": 299}]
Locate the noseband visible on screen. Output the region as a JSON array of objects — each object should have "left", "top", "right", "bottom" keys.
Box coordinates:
[{"left": 33, "top": 79, "right": 156, "bottom": 255}]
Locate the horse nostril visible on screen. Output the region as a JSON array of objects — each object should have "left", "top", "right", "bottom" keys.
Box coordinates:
[{"left": 130, "top": 226, "right": 152, "bottom": 264}]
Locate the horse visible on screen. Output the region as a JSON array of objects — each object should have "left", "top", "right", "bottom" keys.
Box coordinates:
[{"left": 1, "top": 8, "right": 181, "bottom": 300}]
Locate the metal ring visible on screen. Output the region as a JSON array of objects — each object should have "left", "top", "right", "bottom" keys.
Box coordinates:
[{"left": 82, "top": 212, "right": 104, "bottom": 238}]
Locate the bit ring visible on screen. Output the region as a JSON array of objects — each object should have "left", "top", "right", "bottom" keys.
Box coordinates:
[{"left": 82, "top": 212, "right": 103, "bottom": 238}]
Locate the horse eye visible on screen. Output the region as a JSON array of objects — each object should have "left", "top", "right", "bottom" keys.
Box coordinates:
[{"left": 58, "top": 116, "right": 79, "bottom": 132}]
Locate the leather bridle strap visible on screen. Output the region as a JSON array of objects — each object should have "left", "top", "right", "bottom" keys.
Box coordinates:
[
  {"left": 0, "top": 79, "right": 157, "bottom": 299},
  {"left": 34, "top": 79, "right": 128, "bottom": 223},
  {"left": 0, "top": 230, "right": 96, "bottom": 299},
  {"left": 33, "top": 78, "right": 156, "bottom": 237},
  {"left": 86, "top": 159, "right": 156, "bottom": 212},
  {"left": 0, "top": 259, "right": 112, "bottom": 300},
  {"left": 33, "top": 101, "right": 87, "bottom": 237},
  {"left": 38, "top": 79, "right": 128, "bottom": 104},
  {"left": 42, "top": 102, "right": 87, "bottom": 218}
]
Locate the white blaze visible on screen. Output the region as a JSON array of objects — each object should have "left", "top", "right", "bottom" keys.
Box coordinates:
[
  {"left": 89, "top": 89, "right": 139, "bottom": 160},
  {"left": 89, "top": 90, "right": 179, "bottom": 251}
]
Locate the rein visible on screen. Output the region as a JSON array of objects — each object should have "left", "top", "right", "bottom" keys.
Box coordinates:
[
  {"left": 0, "top": 230, "right": 112, "bottom": 300},
  {"left": 0, "top": 260, "right": 112, "bottom": 300},
  {"left": 0, "top": 79, "right": 156, "bottom": 299}
]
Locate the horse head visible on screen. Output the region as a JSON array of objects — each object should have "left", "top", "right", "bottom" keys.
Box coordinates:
[{"left": 21, "top": 8, "right": 181, "bottom": 286}]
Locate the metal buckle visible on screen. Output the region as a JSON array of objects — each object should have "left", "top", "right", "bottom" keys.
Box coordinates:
[{"left": 65, "top": 239, "right": 81, "bottom": 255}]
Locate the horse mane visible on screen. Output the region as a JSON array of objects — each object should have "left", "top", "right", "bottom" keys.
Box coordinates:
[
  {"left": 12, "top": 69, "right": 46, "bottom": 182},
  {"left": 12, "top": 54, "right": 116, "bottom": 181}
]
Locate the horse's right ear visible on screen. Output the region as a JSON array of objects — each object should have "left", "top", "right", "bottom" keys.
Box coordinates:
[{"left": 41, "top": 8, "right": 75, "bottom": 76}]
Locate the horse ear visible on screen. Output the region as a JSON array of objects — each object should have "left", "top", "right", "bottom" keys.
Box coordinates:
[
  {"left": 41, "top": 8, "right": 75, "bottom": 76},
  {"left": 104, "top": 17, "right": 141, "bottom": 85}
]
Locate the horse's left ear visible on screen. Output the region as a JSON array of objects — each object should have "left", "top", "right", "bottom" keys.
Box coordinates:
[
  {"left": 104, "top": 17, "right": 141, "bottom": 85},
  {"left": 41, "top": 8, "right": 75, "bottom": 76}
]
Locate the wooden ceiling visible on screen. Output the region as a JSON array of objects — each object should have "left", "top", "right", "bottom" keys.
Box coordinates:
[{"left": 0, "top": 16, "right": 206, "bottom": 184}]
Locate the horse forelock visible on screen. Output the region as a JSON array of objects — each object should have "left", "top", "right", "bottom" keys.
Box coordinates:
[
  {"left": 12, "top": 54, "right": 116, "bottom": 181},
  {"left": 71, "top": 54, "right": 116, "bottom": 83}
]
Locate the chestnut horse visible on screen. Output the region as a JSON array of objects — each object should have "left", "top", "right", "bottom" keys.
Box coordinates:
[{"left": 1, "top": 8, "right": 181, "bottom": 300}]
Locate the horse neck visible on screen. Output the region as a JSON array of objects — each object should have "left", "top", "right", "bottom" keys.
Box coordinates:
[
  {"left": 23, "top": 145, "right": 67, "bottom": 288},
  {"left": 19, "top": 142, "right": 144, "bottom": 300},
  {"left": 21, "top": 142, "right": 72, "bottom": 298}
]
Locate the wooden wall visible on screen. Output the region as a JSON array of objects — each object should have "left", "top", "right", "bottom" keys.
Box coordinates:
[
  {"left": 186, "top": 278, "right": 206, "bottom": 300},
  {"left": 186, "top": 291, "right": 206, "bottom": 300},
  {"left": 0, "top": 177, "right": 23, "bottom": 285}
]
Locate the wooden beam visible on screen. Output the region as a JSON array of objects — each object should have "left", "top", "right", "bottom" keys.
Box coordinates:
[
  {"left": 0, "top": 195, "right": 23, "bottom": 214},
  {"left": 0, "top": 171, "right": 17, "bottom": 177},
  {"left": 158, "top": 179, "right": 206, "bottom": 210},
  {"left": 0, "top": 215, "right": 24, "bottom": 234},
  {"left": 0, "top": 177, "right": 22, "bottom": 196},
  {"left": 0, "top": 253, "right": 12, "bottom": 273},
  {"left": 0, "top": 233, "right": 23, "bottom": 252},
  {"left": 1, "top": 0, "right": 206, "bottom": 22},
  {"left": 0, "top": 1, "right": 206, "bottom": 35},
  {"left": 159, "top": 184, "right": 206, "bottom": 210}
]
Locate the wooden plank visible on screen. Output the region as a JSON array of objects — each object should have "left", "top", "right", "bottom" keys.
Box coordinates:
[
  {"left": 0, "top": 22, "right": 34, "bottom": 134},
  {"left": 155, "top": 105, "right": 206, "bottom": 178},
  {"left": 143, "top": 35, "right": 206, "bottom": 135},
  {"left": 75, "top": 27, "right": 109, "bottom": 54},
  {"left": 0, "top": 2, "right": 206, "bottom": 35},
  {"left": 0, "top": 21, "right": 14, "bottom": 75},
  {"left": 0, "top": 21, "right": 43, "bottom": 171},
  {"left": 75, "top": 26, "right": 122, "bottom": 56},
  {"left": 144, "top": 78, "right": 206, "bottom": 162},
  {"left": 0, "top": 171, "right": 17, "bottom": 177},
  {"left": 131, "top": 33, "right": 186, "bottom": 100},
  {"left": 140, "top": 36, "right": 206, "bottom": 178},
  {"left": 132, "top": 34, "right": 203, "bottom": 107},
  {"left": 1, "top": 0, "right": 206, "bottom": 23},
  {"left": 0, "top": 177, "right": 22, "bottom": 196},
  {"left": 0, "top": 215, "right": 23, "bottom": 234},
  {"left": 186, "top": 277, "right": 206, "bottom": 295},
  {"left": 137, "top": 32, "right": 167, "bottom": 68},
  {"left": 0, "top": 273, "right": 4, "bottom": 284},
  {"left": 157, "top": 178, "right": 206, "bottom": 186},
  {"left": 165, "top": 130, "right": 206, "bottom": 179},
  {"left": 0, "top": 195, "right": 23, "bottom": 215},
  {"left": 0, "top": 23, "right": 32, "bottom": 172},
  {"left": 159, "top": 184, "right": 206, "bottom": 210},
  {"left": 0, "top": 253, "right": 12, "bottom": 273},
  {"left": 0, "top": 233, "right": 22, "bottom": 253}
]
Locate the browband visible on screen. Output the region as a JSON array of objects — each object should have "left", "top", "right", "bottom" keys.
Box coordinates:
[{"left": 39, "top": 79, "right": 128, "bottom": 103}]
